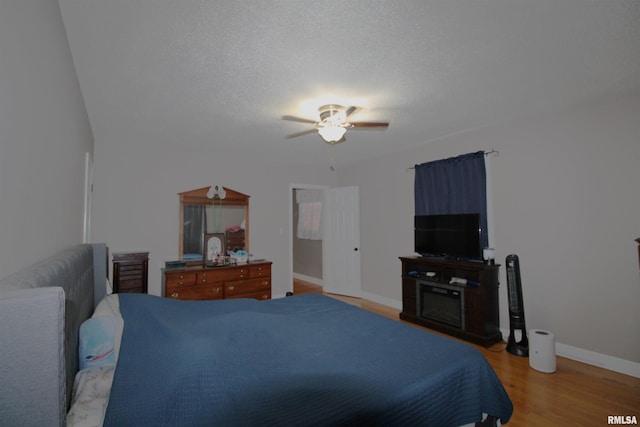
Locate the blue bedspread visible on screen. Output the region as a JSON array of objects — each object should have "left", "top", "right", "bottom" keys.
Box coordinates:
[{"left": 103, "top": 293, "right": 512, "bottom": 426}]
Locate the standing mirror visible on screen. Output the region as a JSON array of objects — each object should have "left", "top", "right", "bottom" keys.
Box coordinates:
[{"left": 179, "top": 186, "right": 250, "bottom": 264}]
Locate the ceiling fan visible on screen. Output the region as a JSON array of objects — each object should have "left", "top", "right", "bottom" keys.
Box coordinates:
[{"left": 282, "top": 104, "right": 389, "bottom": 144}]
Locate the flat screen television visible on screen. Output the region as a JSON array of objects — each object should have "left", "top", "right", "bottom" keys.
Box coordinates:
[{"left": 414, "top": 213, "right": 482, "bottom": 261}]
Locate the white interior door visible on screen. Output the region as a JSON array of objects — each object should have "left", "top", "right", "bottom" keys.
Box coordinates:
[{"left": 323, "top": 186, "right": 361, "bottom": 297}]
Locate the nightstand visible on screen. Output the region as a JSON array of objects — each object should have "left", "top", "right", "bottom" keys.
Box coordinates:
[{"left": 112, "top": 251, "right": 149, "bottom": 293}]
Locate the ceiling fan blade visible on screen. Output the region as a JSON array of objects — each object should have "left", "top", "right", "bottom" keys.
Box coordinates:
[
  {"left": 345, "top": 106, "right": 360, "bottom": 117},
  {"left": 285, "top": 128, "right": 318, "bottom": 139},
  {"left": 282, "top": 115, "right": 317, "bottom": 124},
  {"left": 349, "top": 121, "right": 389, "bottom": 129}
]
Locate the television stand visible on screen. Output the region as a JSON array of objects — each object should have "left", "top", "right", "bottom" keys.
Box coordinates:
[{"left": 400, "top": 256, "right": 502, "bottom": 347}]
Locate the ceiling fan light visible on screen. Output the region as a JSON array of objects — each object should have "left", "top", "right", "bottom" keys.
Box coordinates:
[{"left": 318, "top": 126, "right": 347, "bottom": 142}]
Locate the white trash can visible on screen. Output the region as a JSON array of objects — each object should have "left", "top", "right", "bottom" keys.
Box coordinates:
[{"left": 529, "top": 329, "right": 556, "bottom": 373}]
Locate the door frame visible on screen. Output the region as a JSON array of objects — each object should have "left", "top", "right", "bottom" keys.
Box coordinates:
[{"left": 288, "top": 183, "right": 329, "bottom": 294}]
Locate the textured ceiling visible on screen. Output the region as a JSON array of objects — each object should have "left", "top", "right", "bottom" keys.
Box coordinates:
[{"left": 59, "top": 0, "right": 640, "bottom": 168}]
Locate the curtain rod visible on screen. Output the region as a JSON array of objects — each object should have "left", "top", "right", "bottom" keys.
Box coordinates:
[{"left": 406, "top": 149, "right": 499, "bottom": 170}]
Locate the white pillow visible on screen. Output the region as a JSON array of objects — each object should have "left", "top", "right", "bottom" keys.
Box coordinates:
[
  {"left": 93, "top": 294, "right": 120, "bottom": 318},
  {"left": 79, "top": 317, "right": 116, "bottom": 370},
  {"left": 66, "top": 365, "right": 115, "bottom": 427},
  {"left": 92, "top": 294, "right": 124, "bottom": 364}
]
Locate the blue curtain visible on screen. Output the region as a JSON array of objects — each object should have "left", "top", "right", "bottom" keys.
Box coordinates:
[{"left": 414, "top": 151, "right": 488, "bottom": 248}]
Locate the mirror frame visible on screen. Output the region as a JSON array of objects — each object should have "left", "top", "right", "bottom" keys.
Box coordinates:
[{"left": 178, "top": 186, "right": 250, "bottom": 261}]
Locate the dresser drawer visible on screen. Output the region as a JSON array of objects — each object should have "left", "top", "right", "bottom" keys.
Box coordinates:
[
  {"left": 225, "top": 290, "right": 271, "bottom": 300},
  {"left": 224, "top": 277, "right": 271, "bottom": 298},
  {"left": 165, "top": 271, "right": 197, "bottom": 287},
  {"left": 249, "top": 264, "right": 271, "bottom": 278},
  {"left": 196, "top": 270, "right": 228, "bottom": 284},
  {"left": 211, "top": 266, "right": 249, "bottom": 281},
  {"left": 166, "top": 284, "right": 223, "bottom": 300}
]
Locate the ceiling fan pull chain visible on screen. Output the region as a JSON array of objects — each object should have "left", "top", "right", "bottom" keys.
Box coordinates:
[{"left": 329, "top": 146, "right": 336, "bottom": 172}]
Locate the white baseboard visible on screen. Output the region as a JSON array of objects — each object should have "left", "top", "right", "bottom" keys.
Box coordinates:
[
  {"left": 500, "top": 328, "right": 640, "bottom": 378},
  {"left": 293, "top": 273, "right": 324, "bottom": 287},
  {"left": 361, "top": 291, "right": 403, "bottom": 311},
  {"left": 555, "top": 342, "right": 640, "bottom": 378}
]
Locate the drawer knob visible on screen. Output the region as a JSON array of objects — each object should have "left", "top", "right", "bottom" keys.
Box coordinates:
[
  {"left": 171, "top": 292, "right": 179, "bottom": 299},
  {"left": 262, "top": 281, "right": 268, "bottom": 286},
  {"left": 227, "top": 285, "right": 235, "bottom": 291}
]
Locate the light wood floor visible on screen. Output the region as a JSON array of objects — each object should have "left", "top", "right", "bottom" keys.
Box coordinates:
[{"left": 293, "top": 279, "right": 640, "bottom": 426}]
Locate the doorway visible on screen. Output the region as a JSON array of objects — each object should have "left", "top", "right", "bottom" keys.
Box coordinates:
[
  {"left": 289, "top": 185, "right": 327, "bottom": 294},
  {"left": 288, "top": 184, "right": 361, "bottom": 298}
]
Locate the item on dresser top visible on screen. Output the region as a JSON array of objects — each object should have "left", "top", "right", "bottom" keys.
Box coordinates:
[
  {"left": 183, "top": 253, "right": 203, "bottom": 262},
  {"left": 165, "top": 260, "right": 187, "bottom": 269},
  {"left": 228, "top": 249, "right": 249, "bottom": 264},
  {"left": 206, "top": 254, "right": 231, "bottom": 267}
]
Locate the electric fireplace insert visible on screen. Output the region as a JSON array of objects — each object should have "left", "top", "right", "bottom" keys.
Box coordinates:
[{"left": 416, "top": 280, "right": 465, "bottom": 330}]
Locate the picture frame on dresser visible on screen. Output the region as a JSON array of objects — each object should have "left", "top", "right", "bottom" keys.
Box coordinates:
[{"left": 203, "top": 232, "right": 225, "bottom": 264}]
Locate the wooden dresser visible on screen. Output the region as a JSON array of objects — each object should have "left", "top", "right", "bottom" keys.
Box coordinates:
[{"left": 163, "top": 261, "right": 271, "bottom": 301}]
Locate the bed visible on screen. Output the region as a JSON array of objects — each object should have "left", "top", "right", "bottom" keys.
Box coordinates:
[{"left": 0, "top": 244, "right": 513, "bottom": 427}]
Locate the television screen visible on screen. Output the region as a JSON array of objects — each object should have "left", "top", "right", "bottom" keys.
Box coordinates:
[{"left": 414, "top": 213, "right": 482, "bottom": 261}]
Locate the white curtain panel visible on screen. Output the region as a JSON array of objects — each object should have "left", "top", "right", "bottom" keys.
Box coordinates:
[{"left": 296, "top": 189, "right": 323, "bottom": 240}]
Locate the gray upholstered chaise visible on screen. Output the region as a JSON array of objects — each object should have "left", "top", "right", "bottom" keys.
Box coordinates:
[{"left": 0, "top": 243, "right": 107, "bottom": 427}]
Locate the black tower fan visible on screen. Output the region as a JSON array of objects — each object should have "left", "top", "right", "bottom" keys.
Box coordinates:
[{"left": 506, "top": 254, "right": 529, "bottom": 356}]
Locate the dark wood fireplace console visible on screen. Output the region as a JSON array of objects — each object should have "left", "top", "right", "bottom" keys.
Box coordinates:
[{"left": 400, "top": 256, "right": 503, "bottom": 347}]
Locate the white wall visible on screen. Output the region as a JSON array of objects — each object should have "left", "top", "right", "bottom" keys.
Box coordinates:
[
  {"left": 338, "top": 93, "right": 640, "bottom": 369},
  {"left": 0, "top": 0, "right": 94, "bottom": 278},
  {"left": 91, "top": 143, "right": 336, "bottom": 298}
]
